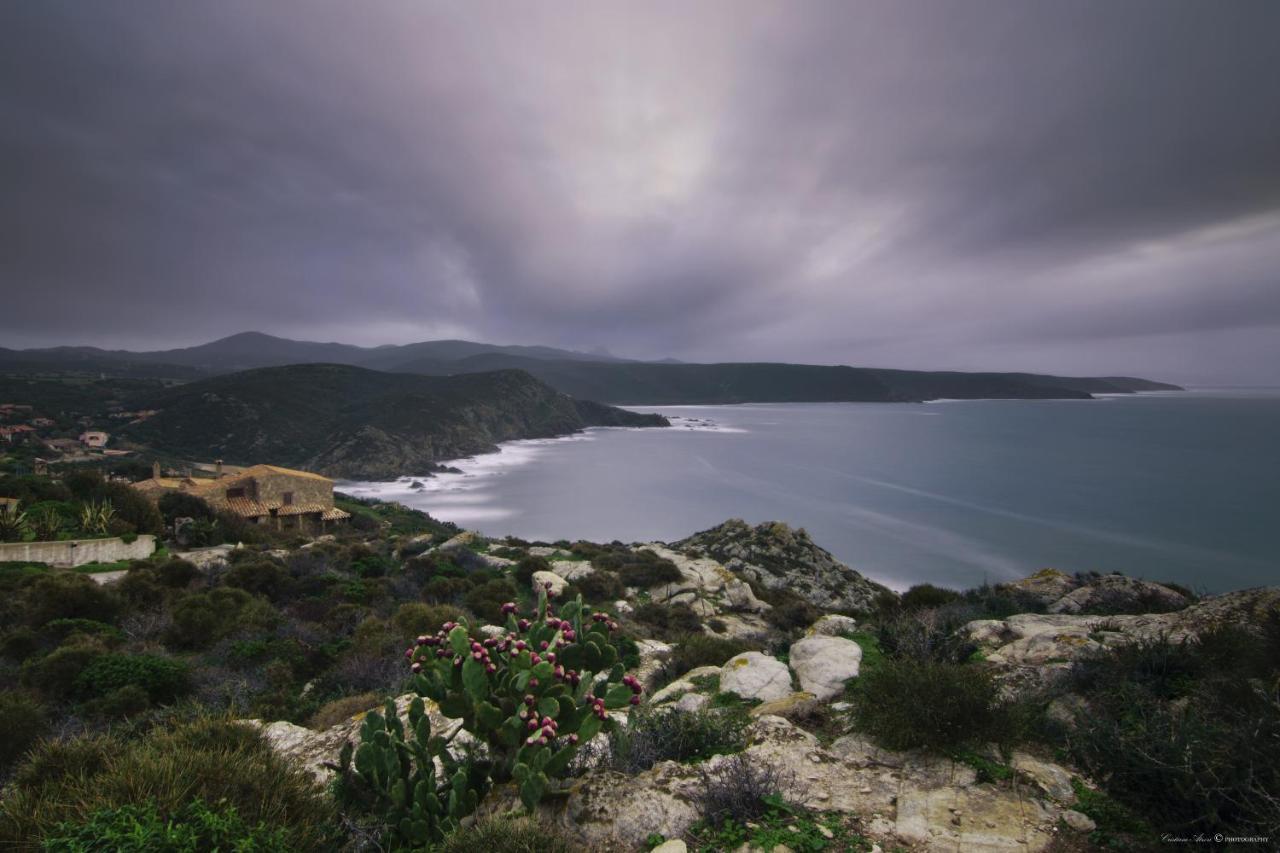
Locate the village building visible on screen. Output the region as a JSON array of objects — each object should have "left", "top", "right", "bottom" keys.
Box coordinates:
[
  {"left": 78, "top": 430, "right": 110, "bottom": 448},
  {"left": 133, "top": 461, "right": 350, "bottom": 535},
  {"left": 0, "top": 425, "right": 36, "bottom": 443}
]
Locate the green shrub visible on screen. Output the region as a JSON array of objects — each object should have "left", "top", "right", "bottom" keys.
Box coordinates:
[
  {"left": 634, "top": 602, "right": 703, "bottom": 638},
  {"left": 84, "top": 684, "right": 151, "bottom": 719},
  {"left": 900, "top": 583, "right": 961, "bottom": 610},
  {"left": 41, "top": 618, "right": 124, "bottom": 645},
  {"left": 43, "top": 798, "right": 291, "bottom": 852},
  {"left": 336, "top": 590, "right": 636, "bottom": 847},
  {"left": 165, "top": 588, "right": 275, "bottom": 649},
  {"left": 605, "top": 706, "right": 749, "bottom": 773},
  {"left": 854, "top": 658, "right": 1007, "bottom": 751},
  {"left": 576, "top": 570, "right": 626, "bottom": 603},
  {"left": 0, "top": 717, "right": 338, "bottom": 849},
  {"left": 1067, "top": 628, "right": 1280, "bottom": 840},
  {"left": 669, "top": 635, "right": 752, "bottom": 679},
  {"left": 115, "top": 568, "right": 164, "bottom": 607},
  {"left": 21, "top": 642, "right": 105, "bottom": 699},
  {"left": 464, "top": 577, "right": 521, "bottom": 623},
  {"left": 618, "top": 557, "right": 683, "bottom": 588},
  {"left": 308, "top": 692, "right": 381, "bottom": 730},
  {"left": 224, "top": 560, "right": 293, "bottom": 601},
  {"left": 155, "top": 557, "right": 198, "bottom": 588},
  {"left": 74, "top": 653, "right": 190, "bottom": 703},
  {"left": 437, "top": 814, "right": 578, "bottom": 853},
  {"left": 514, "top": 555, "right": 551, "bottom": 587},
  {"left": 157, "top": 491, "right": 215, "bottom": 526},
  {"left": 24, "top": 573, "right": 121, "bottom": 626},
  {"left": 0, "top": 626, "right": 38, "bottom": 661},
  {"left": 423, "top": 575, "right": 470, "bottom": 605},
  {"left": 763, "top": 598, "right": 822, "bottom": 632},
  {"left": 0, "top": 691, "right": 47, "bottom": 772}
]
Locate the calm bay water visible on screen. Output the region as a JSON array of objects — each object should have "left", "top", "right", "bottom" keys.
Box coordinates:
[{"left": 341, "top": 390, "right": 1280, "bottom": 593}]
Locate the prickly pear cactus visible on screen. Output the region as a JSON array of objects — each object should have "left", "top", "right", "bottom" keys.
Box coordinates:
[{"left": 340, "top": 588, "right": 641, "bottom": 845}]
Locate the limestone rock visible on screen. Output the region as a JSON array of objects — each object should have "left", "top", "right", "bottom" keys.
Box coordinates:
[
  {"left": 173, "top": 544, "right": 236, "bottom": 571},
  {"left": 720, "top": 652, "right": 793, "bottom": 702},
  {"left": 672, "top": 519, "right": 894, "bottom": 613},
  {"left": 650, "top": 679, "right": 696, "bottom": 705},
  {"left": 749, "top": 691, "right": 820, "bottom": 720},
  {"left": 613, "top": 599, "right": 634, "bottom": 615},
  {"left": 437, "top": 530, "right": 482, "bottom": 553},
  {"left": 808, "top": 614, "right": 858, "bottom": 637},
  {"left": 1061, "top": 810, "right": 1097, "bottom": 832},
  {"left": 674, "top": 692, "right": 709, "bottom": 713},
  {"left": 549, "top": 559, "right": 595, "bottom": 582},
  {"left": 633, "top": 638, "right": 674, "bottom": 691},
  {"left": 788, "top": 635, "right": 862, "bottom": 700},
  {"left": 531, "top": 570, "right": 569, "bottom": 599},
  {"left": 998, "top": 568, "right": 1079, "bottom": 607},
  {"left": 651, "top": 841, "right": 688, "bottom": 853},
  {"left": 1011, "top": 751, "right": 1076, "bottom": 803}
]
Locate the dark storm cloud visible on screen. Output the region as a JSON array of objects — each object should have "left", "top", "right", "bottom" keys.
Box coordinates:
[{"left": 2, "top": 1, "right": 1278, "bottom": 382}]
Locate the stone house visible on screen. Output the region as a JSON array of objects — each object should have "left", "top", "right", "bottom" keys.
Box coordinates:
[{"left": 133, "top": 462, "right": 350, "bottom": 535}]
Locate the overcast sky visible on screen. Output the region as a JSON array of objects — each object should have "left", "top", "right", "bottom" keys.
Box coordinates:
[{"left": 3, "top": 2, "right": 1279, "bottom": 383}]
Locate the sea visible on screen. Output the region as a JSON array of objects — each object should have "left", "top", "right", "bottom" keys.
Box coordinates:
[{"left": 339, "top": 389, "right": 1280, "bottom": 594}]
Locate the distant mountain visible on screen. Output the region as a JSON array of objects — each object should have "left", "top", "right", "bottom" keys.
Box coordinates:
[
  {"left": 0, "top": 332, "right": 630, "bottom": 376},
  {"left": 388, "top": 355, "right": 1182, "bottom": 404},
  {"left": 125, "top": 364, "right": 668, "bottom": 479},
  {"left": 2, "top": 332, "right": 1183, "bottom": 403}
]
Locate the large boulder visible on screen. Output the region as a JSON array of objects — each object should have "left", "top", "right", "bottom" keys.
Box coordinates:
[
  {"left": 548, "top": 559, "right": 595, "bottom": 582},
  {"left": 808, "top": 613, "right": 858, "bottom": 637},
  {"left": 719, "top": 652, "right": 793, "bottom": 702},
  {"left": 530, "top": 570, "right": 569, "bottom": 599},
  {"left": 1048, "top": 573, "right": 1189, "bottom": 615},
  {"left": 673, "top": 519, "right": 894, "bottom": 613},
  {"left": 788, "top": 635, "right": 862, "bottom": 700}
]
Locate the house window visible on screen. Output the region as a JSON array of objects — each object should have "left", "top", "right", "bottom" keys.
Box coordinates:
[
  {"left": 227, "top": 487, "right": 245, "bottom": 499},
  {"left": 282, "top": 491, "right": 294, "bottom": 506}
]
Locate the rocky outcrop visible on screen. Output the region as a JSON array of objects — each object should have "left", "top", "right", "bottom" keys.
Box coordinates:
[
  {"left": 1047, "top": 573, "right": 1189, "bottom": 615},
  {"left": 719, "top": 652, "right": 794, "bottom": 702},
  {"left": 673, "top": 519, "right": 893, "bottom": 613},
  {"left": 536, "top": 716, "right": 1084, "bottom": 851},
  {"left": 964, "top": 586, "right": 1280, "bottom": 683},
  {"left": 636, "top": 544, "right": 770, "bottom": 617},
  {"left": 788, "top": 635, "right": 863, "bottom": 700},
  {"left": 996, "top": 568, "right": 1078, "bottom": 608}
]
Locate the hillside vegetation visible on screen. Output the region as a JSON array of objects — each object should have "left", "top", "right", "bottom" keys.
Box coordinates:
[{"left": 125, "top": 364, "right": 667, "bottom": 478}]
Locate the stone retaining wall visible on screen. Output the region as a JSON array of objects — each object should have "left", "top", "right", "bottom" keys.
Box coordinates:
[{"left": 0, "top": 534, "right": 156, "bottom": 567}]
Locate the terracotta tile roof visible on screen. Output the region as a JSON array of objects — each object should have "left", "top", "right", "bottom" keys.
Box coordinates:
[
  {"left": 321, "top": 508, "right": 351, "bottom": 521},
  {"left": 241, "top": 464, "right": 333, "bottom": 483},
  {"left": 276, "top": 502, "right": 334, "bottom": 516},
  {"left": 224, "top": 496, "right": 273, "bottom": 517}
]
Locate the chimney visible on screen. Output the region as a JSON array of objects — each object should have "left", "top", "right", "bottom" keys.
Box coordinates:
[
  {"left": 215, "top": 459, "right": 223, "bottom": 478},
  {"left": 152, "top": 461, "right": 161, "bottom": 480}
]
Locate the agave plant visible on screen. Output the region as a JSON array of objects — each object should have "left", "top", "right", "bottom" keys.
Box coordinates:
[
  {"left": 28, "top": 505, "right": 65, "bottom": 541},
  {"left": 0, "top": 502, "right": 29, "bottom": 542},
  {"left": 78, "top": 499, "right": 116, "bottom": 536}
]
